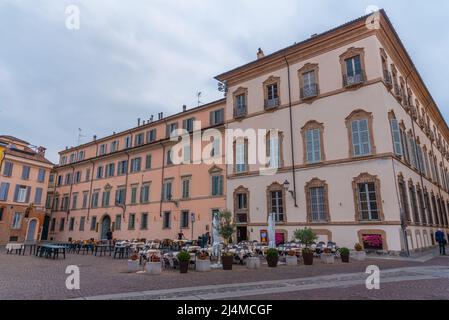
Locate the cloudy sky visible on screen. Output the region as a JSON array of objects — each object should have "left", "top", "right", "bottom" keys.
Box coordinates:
[{"left": 1, "top": 0, "right": 448, "bottom": 163}]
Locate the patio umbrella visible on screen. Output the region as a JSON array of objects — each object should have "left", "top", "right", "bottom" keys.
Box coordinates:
[
  {"left": 268, "top": 213, "right": 276, "bottom": 249},
  {"left": 211, "top": 211, "right": 222, "bottom": 269}
]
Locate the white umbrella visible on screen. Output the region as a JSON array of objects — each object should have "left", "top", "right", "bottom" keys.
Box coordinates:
[
  {"left": 268, "top": 213, "right": 276, "bottom": 248},
  {"left": 211, "top": 211, "right": 222, "bottom": 269}
]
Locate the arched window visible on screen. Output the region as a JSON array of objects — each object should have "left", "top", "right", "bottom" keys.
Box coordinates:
[
  {"left": 301, "top": 120, "right": 325, "bottom": 164},
  {"left": 305, "top": 178, "right": 330, "bottom": 223},
  {"left": 345, "top": 109, "right": 375, "bottom": 158},
  {"left": 352, "top": 173, "right": 383, "bottom": 222}
]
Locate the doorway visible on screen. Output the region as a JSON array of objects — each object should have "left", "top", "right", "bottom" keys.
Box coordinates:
[
  {"left": 237, "top": 226, "right": 247, "bottom": 243},
  {"left": 26, "top": 219, "right": 38, "bottom": 241},
  {"left": 101, "top": 215, "right": 111, "bottom": 240},
  {"left": 41, "top": 215, "right": 50, "bottom": 240}
]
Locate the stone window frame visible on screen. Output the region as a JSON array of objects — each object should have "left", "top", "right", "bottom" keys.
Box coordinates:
[
  {"left": 345, "top": 109, "right": 376, "bottom": 158},
  {"left": 408, "top": 179, "right": 420, "bottom": 224},
  {"left": 352, "top": 172, "right": 384, "bottom": 222},
  {"left": 266, "top": 182, "right": 287, "bottom": 224},
  {"left": 209, "top": 165, "right": 224, "bottom": 197},
  {"left": 297, "top": 63, "right": 320, "bottom": 101},
  {"left": 357, "top": 229, "right": 388, "bottom": 251},
  {"left": 301, "top": 120, "right": 326, "bottom": 164},
  {"left": 388, "top": 111, "right": 403, "bottom": 158},
  {"left": 233, "top": 87, "right": 248, "bottom": 119},
  {"left": 305, "top": 178, "right": 330, "bottom": 223},
  {"left": 262, "top": 76, "right": 281, "bottom": 109},
  {"left": 233, "top": 137, "right": 249, "bottom": 174},
  {"left": 339, "top": 47, "right": 367, "bottom": 88},
  {"left": 379, "top": 48, "right": 392, "bottom": 88},
  {"left": 180, "top": 175, "right": 191, "bottom": 200},
  {"left": 265, "top": 129, "right": 285, "bottom": 168},
  {"left": 415, "top": 183, "right": 427, "bottom": 225},
  {"left": 233, "top": 185, "right": 250, "bottom": 224}
]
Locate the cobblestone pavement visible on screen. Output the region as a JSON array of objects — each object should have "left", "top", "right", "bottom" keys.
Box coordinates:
[{"left": 1, "top": 247, "right": 449, "bottom": 300}]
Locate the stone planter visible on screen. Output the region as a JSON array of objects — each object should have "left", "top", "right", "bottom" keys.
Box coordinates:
[
  {"left": 351, "top": 251, "right": 366, "bottom": 261},
  {"left": 196, "top": 259, "right": 211, "bottom": 272},
  {"left": 340, "top": 254, "right": 350, "bottom": 263},
  {"left": 221, "top": 255, "right": 233, "bottom": 270},
  {"left": 320, "top": 253, "right": 335, "bottom": 264},
  {"left": 246, "top": 257, "right": 260, "bottom": 269},
  {"left": 145, "top": 261, "right": 162, "bottom": 275},
  {"left": 302, "top": 251, "right": 314, "bottom": 265},
  {"left": 127, "top": 260, "right": 141, "bottom": 273},
  {"left": 179, "top": 261, "right": 189, "bottom": 273},
  {"left": 285, "top": 255, "right": 298, "bottom": 266}
]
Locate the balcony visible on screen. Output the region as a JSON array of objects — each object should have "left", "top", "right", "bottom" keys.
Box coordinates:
[
  {"left": 394, "top": 84, "right": 403, "bottom": 101},
  {"left": 234, "top": 105, "right": 247, "bottom": 119},
  {"left": 264, "top": 98, "right": 279, "bottom": 110},
  {"left": 410, "top": 105, "right": 418, "bottom": 120},
  {"left": 343, "top": 72, "right": 364, "bottom": 87},
  {"left": 383, "top": 70, "right": 392, "bottom": 87},
  {"left": 300, "top": 83, "right": 319, "bottom": 99},
  {"left": 235, "top": 213, "right": 248, "bottom": 224}
]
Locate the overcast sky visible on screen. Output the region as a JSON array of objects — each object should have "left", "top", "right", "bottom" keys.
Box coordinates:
[{"left": 1, "top": 0, "right": 448, "bottom": 163}]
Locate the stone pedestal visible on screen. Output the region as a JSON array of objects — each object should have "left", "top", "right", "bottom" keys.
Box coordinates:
[
  {"left": 145, "top": 262, "right": 162, "bottom": 275},
  {"left": 320, "top": 253, "right": 335, "bottom": 264},
  {"left": 285, "top": 255, "right": 298, "bottom": 266},
  {"left": 351, "top": 251, "right": 366, "bottom": 261},
  {"left": 196, "top": 259, "right": 211, "bottom": 272},
  {"left": 127, "top": 260, "right": 141, "bottom": 273},
  {"left": 246, "top": 257, "right": 261, "bottom": 269}
]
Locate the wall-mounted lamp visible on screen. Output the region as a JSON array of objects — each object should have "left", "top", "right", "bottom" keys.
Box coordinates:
[{"left": 283, "top": 180, "right": 298, "bottom": 207}]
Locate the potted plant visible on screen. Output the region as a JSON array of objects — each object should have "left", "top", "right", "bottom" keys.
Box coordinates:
[
  {"left": 266, "top": 248, "right": 279, "bottom": 267},
  {"left": 294, "top": 228, "right": 318, "bottom": 266},
  {"left": 217, "top": 210, "right": 236, "bottom": 270},
  {"left": 339, "top": 247, "right": 350, "bottom": 263},
  {"left": 127, "top": 252, "right": 140, "bottom": 273},
  {"left": 246, "top": 254, "right": 261, "bottom": 269},
  {"left": 320, "top": 247, "right": 335, "bottom": 264},
  {"left": 145, "top": 254, "right": 162, "bottom": 275},
  {"left": 177, "top": 250, "right": 190, "bottom": 273},
  {"left": 195, "top": 251, "right": 211, "bottom": 272},
  {"left": 352, "top": 243, "right": 366, "bottom": 261},
  {"left": 285, "top": 250, "right": 298, "bottom": 266}
]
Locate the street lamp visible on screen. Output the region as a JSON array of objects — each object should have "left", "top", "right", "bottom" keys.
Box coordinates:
[{"left": 283, "top": 179, "right": 298, "bottom": 207}]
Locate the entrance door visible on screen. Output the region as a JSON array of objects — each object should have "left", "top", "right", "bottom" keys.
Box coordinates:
[
  {"left": 41, "top": 215, "right": 50, "bottom": 240},
  {"left": 101, "top": 216, "right": 111, "bottom": 240},
  {"left": 237, "top": 226, "right": 247, "bottom": 243},
  {"left": 26, "top": 220, "right": 37, "bottom": 241}
]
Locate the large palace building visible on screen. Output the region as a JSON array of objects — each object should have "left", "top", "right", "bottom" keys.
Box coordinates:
[{"left": 46, "top": 10, "right": 449, "bottom": 254}]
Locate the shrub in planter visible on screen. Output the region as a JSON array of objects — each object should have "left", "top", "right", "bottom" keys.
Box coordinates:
[
  {"left": 339, "top": 247, "right": 350, "bottom": 263},
  {"left": 301, "top": 248, "right": 314, "bottom": 265},
  {"left": 221, "top": 252, "right": 233, "bottom": 270},
  {"left": 177, "top": 250, "right": 191, "bottom": 273},
  {"left": 293, "top": 228, "right": 318, "bottom": 266},
  {"left": 196, "top": 251, "right": 211, "bottom": 272},
  {"left": 127, "top": 251, "right": 141, "bottom": 273},
  {"left": 352, "top": 243, "right": 366, "bottom": 261},
  {"left": 266, "top": 248, "right": 279, "bottom": 268}
]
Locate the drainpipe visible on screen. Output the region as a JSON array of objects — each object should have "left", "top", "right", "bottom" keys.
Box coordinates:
[
  {"left": 283, "top": 53, "right": 298, "bottom": 208},
  {"left": 87, "top": 143, "right": 99, "bottom": 220},
  {"left": 159, "top": 141, "right": 166, "bottom": 218},
  {"left": 122, "top": 152, "right": 130, "bottom": 221},
  {"left": 66, "top": 165, "right": 75, "bottom": 221}
]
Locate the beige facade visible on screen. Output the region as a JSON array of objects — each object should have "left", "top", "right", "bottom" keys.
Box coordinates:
[{"left": 0, "top": 136, "right": 53, "bottom": 245}]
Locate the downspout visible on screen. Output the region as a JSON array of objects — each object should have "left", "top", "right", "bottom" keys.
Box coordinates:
[
  {"left": 66, "top": 165, "right": 75, "bottom": 220},
  {"left": 122, "top": 151, "right": 130, "bottom": 221},
  {"left": 159, "top": 141, "right": 166, "bottom": 218},
  {"left": 283, "top": 53, "right": 298, "bottom": 207},
  {"left": 87, "top": 143, "right": 99, "bottom": 220}
]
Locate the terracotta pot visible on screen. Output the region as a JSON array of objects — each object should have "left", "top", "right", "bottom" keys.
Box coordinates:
[
  {"left": 302, "top": 251, "right": 314, "bottom": 265},
  {"left": 267, "top": 256, "right": 278, "bottom": 268},
  {"left": 221, "top": 255, "right": 233, "bottom": 270},
  {"left": 341, "top": 253, "right": 350, "bottom": 263},
  {"left": 179, "top": 261, "right": 189, "bottom": 273}
]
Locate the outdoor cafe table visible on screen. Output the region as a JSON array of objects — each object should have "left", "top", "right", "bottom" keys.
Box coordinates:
[
  {"left": 94, "top": 244, "right": 114, "bottom": 256},
  {"left": 5, "top": 243, "right": 24, "bottom": 254},
  {"left": 35, "top": 244, "right": 66, "bottom": 259}
]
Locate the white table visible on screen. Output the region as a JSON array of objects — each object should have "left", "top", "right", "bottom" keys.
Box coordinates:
[{"left": 6, "top": 243, "right": 24, "bottom": 254}]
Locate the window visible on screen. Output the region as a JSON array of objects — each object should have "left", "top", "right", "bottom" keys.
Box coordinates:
[
  {"left": 130, "top": 157, "right": 141, "bottom": 173},
  {"left": 408, "top": 182, "right": 420, "bottom": 224},
  {"left": 390, "top": 118, "right": 403, "bottom": 156},
  {"left": 69, "top": 217, "right": 75, "bottom": 231},
  {"left": 340, "top": 48, "right": 365, "bottom": 87},
  {"left": 102, "top": 190, "right": 110, "bottom": 207},
  {"left": 57, "top": 175, "right": 62, "bottom": 186},
  {"left": 181, "top": 177, "right": 190, "bottom": 199},
  {"left": 183, "top": 118, "right": 195, "bottom": 133},
  {"left": 210, "top": 109, "right": 224, "bottom": 125},
  {"left": 211, "top": 174, "right": 223, "bottom": 196},
  {"left": 233, "top": 87, "right": 248, "bottom": 118},
  {"left": 82, "top": 191, "right": 89, "bottom": 209},
  {"left": 96, "top": 166, "right": 104, "bottom": 179},
  {"left": 263, "top": 76, "right": 280, "bottom": 109},
  {"left": 141, "top": 213, "right": 148, "bottom": 230},
  {"left": 211, "top": 137, "right": 220, "bottom": 157},
  {"left": 78, "top": 151, "right": 85, "bottom": 161},
  {"left": 163, "top": 211, "right": 171, "bottom": 229},
  {"left": 105, "top": 163, "right": 115, "bottom": 178},
  {"left": 90, "top": 216, "right": 97, "bottom": 231},
  {"left": 34, "top": 187, "right": 43, "bottom": 205},
  {"left": 3, "top": 161, "right": 13, "bottom": 177},
  {"left": 50, "top": 218, "right": 56, "bottom": 232},
  {"left": 22, "top": 166, "right": 30, "bottom": 180},
  {"left": 59, "top": 218, "right": 65, "bottom": 231},
  {"left": 61, "top": 195, "right": 69, "bottom": 211},
  {"left": 266, "top": 131, "right": 282, "bottom": 168},
  {"left": 140, "top": 184, "right": 150, "bottom": 203},
  {"left": 353, "top": 173, "right": 383, "bottom": 221},
  {"left": 115, "top": 187, "right": 126, "bottom": 205},
  {"left": 91, "top": 190, "right": 99, "bottom": 208},
  {"left": 128, "top": 213, "right": 135, "bottom": 230},
  {"left": 0, "top": 207, "right": 3, "bottom": 221},
  {"left": 71, "top": 193, "right": 78, "bottom": 210},
  {"left": 125, "top": 136, "right": 132, "bottom": 149},
  {"left": 305, "top": 178, "right": 329, "bottom": 222},
  {"left": 135, "top": 133, "right": 144, "bottom": 146},
  {"left": 166, "top": 122, "right": 178, "bottom": 138},
  {"left": 37, "top": 169, "right": 46, "bottom": 183},
  {"left": 180, "top": 211, "right": 189, "bottom": 228},
  {"left": 267, "top": 183, "right": 285, "bottom": 223},
  {"left": 110, "top": 140, "right": 119, "bottom": 153},
  {"left": 346, "top": 110, "right": 375, "bottom": 158},
  {"left": 117, "top": 160, "right": 128, "bottom": 175},
  {"left": 79, "top": 216, "right": 85, "bottom": 231},
  {"left": 416, "top": 186, "right": 427, "bottom": 225},
  {"left": 64, "top": 173, "right": 72, "bottom": 185},
  {"left": 115, "top": 214, "right": 121, "bottom": 231},
  {"left": 14, "top": 185, "right": 29, "bottom": 203},
  {"left": 166, "top": 149, "right": 173, "bottom": 165},
  {"left": 163, "top": 179, "right": 173, "bottom": 201},
  {"left": 183, "top": 144, "right": 191, "bottom": 163},
  {"left": 234, "top": 139, "right": 248, "bottom": 173},
  {"left": 99, "top": 144, "right": 107, "bottom": 156},
  {"left": 130, "top": 185, "right": 138, "bottom": 204},
  {"left": 298, "top": 63, "right": 319, "bottom": 99},
  {"left": 145, "top": 154, "right": 152, "bottom": 170},
  {"left": 0, "top": 182, "right": 10, "bottom": 201},
  {"left": 147, "top": 129, "right": 157, "bottom": 143},
  {"left": 60, "top": 156, "right": 67, "bottom": 165},
  {"left": 74, "top": 171, "right": 81, "bottom": 184},
  {"left": 11, "top": 213, "right": 21, "bottom": 229},
  {"left": 85, "top": 169, "right": 91, "bottom": 182}
]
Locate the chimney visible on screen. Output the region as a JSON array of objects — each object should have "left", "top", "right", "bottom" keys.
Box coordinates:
[
  {"left": 257, "top": 48, "right": 265, "bottom": 59},
  {"left": 37, "top": 146, "right": 46, "bottom": 156},
  {"left": 158, "top": 112, "right": 163, "bottom": 120},
  {"left": 183, "top": 105, "right": 187, "bottom": 112},
  {"left": 65, "top": 146, "right": 68, "bottom": 150},
  {"left": 137, "top": 118, "right": 141, "bottom": 126},
  {"left": 150, "top": 115, "right": 154, "bottom": 122},
  {"left": 93, "top": 135, "right": 97, "bottom": 141}
]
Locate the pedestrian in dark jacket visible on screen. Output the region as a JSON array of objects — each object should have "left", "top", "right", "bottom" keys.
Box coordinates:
[{"left": 435, "top": 229, "right": 446, "bottom": 255}]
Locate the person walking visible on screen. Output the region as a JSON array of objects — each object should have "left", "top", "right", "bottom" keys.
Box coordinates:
[
  {"left": 106, "top": 229, "right": 113, "bottom": 245},
  {"left": 435, "top": 229, "right": 446, "bottom": 255}
]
